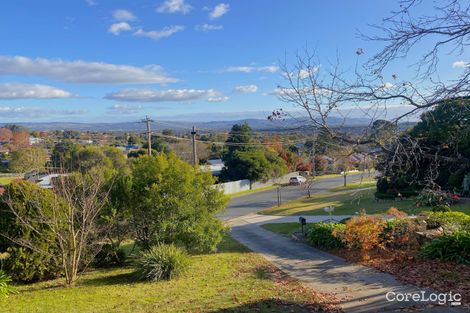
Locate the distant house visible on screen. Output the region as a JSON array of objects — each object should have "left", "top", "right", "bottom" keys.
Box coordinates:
[
  {"left": 29, "top": 137, "right": 44, "bottom": 145},
  {"left": 79, "top": 139, "right": 94, "bottom": 145},
  {"left": 202, "top": 159, "right": 224, "bottom": 176}
]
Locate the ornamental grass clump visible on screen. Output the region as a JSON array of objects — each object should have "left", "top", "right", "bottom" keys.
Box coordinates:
[
  {"left": 135, "top": 244, "right": 190, "bottom": 281},
  {"left": 0, "top": 270, "right": 17, "bottom": 297}
]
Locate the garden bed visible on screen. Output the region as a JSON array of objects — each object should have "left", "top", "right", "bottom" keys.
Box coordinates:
[{"left": 262, "top": 210, "right": 470, "bottom": 308}]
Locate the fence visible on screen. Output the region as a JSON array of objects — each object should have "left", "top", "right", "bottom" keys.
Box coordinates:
[{"left": 214, "top": 172, "right": 300, "bottom": 195}]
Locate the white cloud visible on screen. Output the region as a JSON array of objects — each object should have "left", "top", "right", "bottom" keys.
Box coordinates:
[
  {"left": 0, "top": 83, "right": 72, "bottom": 99},
  {"left": 195, "top": 24, "right": 223, "bottom": 32},
  {"left": 272, "top": 86, "right": 330, "bottom": 97},
  {"left": 380, "top": 82, "right": 394, "bottom": 89},
  {"left": 157, "top": 0, "right": 192, "bottom": 14},
  {"left": 113, "top": 9, "right": 136, "bottom": 22},
  {"left": 207, "top": 96, "right": 229, "bottom": 102},
  {"left": 453, "top": 60, "right": 468, "bottom": 68},
  {"left": 234, "top": 84, "right": 258, "bottom": 93},
  {"left": 108, "top": 103, "right": 143, "bottom": 114},
  {"left": 108, "top": 22, "right": 132, "bottom": 35},
  {"left": 0, "top": 55, "right": 176, "bottom": 84},
  {"left": 105, "top": 88, "right": 218, "bottom": 102},
  {"left": 85, "top": 0, "right": 97, "bottom": 6},
  {"left": 133, "top": 25, "right": 184, "bottom": 40},
  {"left": 0, "top": 106, "right": 87, "bottom": 118},
  {"left": 224, "top": 65, "right": 279, "bottom": 73},
  {"left": 209, "top": 3, "right": 229, "bottom": 19}
]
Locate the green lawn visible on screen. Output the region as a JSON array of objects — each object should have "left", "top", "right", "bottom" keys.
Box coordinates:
[
  {"left": 2, "top": 236, "right": 332, "bottom": 313},
  {"left": 261, "top": 223, "right": 314, "bottom": 236},
  {"left": 260, "top": 188, "right": 470, "bottom": 216},
  {"left": 0, "top": 176, "right": 20, "bottom": 185},
  {"left": 329, "top": 177, "right": 376, "bottom": 192}
]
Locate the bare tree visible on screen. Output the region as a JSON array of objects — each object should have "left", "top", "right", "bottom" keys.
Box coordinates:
[
  {"left": 274, "top": 0, "right": 470, "bottom": 187},
  {"left": 2, "top": 170, "right": 110, "bottom": 285}
]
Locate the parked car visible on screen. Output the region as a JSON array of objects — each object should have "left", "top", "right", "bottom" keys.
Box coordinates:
[{"left": 289, "top": 176, "right": 307, "bottom": 185}]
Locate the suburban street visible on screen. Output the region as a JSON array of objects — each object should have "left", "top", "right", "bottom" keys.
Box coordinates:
[
  {"left": 221, "top": 173, "right": 368, "bottom": 220},
  {"left": 223, "top": 173, "right": 466, "bottom": 313}
]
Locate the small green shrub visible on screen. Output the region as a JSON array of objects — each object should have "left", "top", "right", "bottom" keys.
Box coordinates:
[
  {"left": 432, "top": 204, "right": 452, "bottom": 213},
  {"left": 3, "top": 247, "right": 62, "bottom": 282},
  {"left": 425, "top": 211, "right": 470, "bottom": 233},
  {"left": 135, "top": 244, "right": 189, "bottom": 281},
  {"left": 0, "top": 270, "right": 17, "bottom": 297},
  {"left": 307, "top": 223, "right": 346, "bottom": 249},
  {"left": 376, "top": 178, "right": 389, "bottom": 194},
  {"left": 421, "top": 232, "right": 470, "bottom": 264}
]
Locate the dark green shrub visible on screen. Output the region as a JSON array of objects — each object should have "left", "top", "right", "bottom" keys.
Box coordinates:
[
  {"left": 3, "top": 247, "right": 62, "bottom": 282},
  {"left": 135, "top": 244, "right": 189, "bottom": 281},
  {"left": 308, "top": 223, "right": 346, "bottom": 249},
  {"left": 0, "top": 270, "right": 17, "bottom": 297},
  {"left": 425, "top": 211, "right": 470, "bottom": 233},
  {"left": 93, "top": 244, "right": 127, "bottom": 268},
  {"left": 432, "top": 204, "right": 451, "bottom": 213},
  {"left": 0, "top": 180, "right": 62, "bottom": 282},
  {"left": 376, "top": 177, "right": 389, "bottom": 194},
  {"left": 421, "top": 232, "right": 470, "bottom": 264}
]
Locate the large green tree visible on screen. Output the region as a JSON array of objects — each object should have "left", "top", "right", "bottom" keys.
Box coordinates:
[
  {"left": 221, "top": 123, "right": 288, "bottom": 182},
  {"left": 378, "top": 98, "right": 470, "bottom": 193},
  {"left": 128, "top": 153, "right": 228, "bottom": 251},
  {"left": 9, "top": 147, "right": 48, "bottom": 173}
]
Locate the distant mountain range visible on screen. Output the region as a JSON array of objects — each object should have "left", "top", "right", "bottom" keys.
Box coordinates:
[{"left": 9, "top": 116, "right": 411, "bottom": 133}]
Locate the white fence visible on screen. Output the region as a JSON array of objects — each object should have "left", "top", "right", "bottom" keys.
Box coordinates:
[{"left": 214, "top": 172, "right": 300, "bottom": 195}]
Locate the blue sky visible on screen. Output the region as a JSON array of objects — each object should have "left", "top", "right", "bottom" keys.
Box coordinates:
[{"left": 0, "top": 0, "right": 466, "bottom": 123}]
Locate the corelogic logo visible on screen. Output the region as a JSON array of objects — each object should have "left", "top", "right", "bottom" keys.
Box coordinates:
[{"left": 386, "top": 291, "right": 462, "bottom": 306}]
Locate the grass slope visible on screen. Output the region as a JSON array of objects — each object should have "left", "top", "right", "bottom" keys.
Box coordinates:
[{"left": 2, "top": 236, "right": 335, "bottom": 313}]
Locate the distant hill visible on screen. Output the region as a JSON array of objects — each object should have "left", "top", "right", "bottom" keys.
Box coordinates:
[{"left": 10, "top": 116, "right": 403, "bottom": 133}]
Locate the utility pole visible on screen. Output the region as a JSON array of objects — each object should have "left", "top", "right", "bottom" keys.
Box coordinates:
[
  {"left": 191, "top": 126, "right": 197, "bottom": 166},
  {"left": 141, "top": 116, "right": 154, "bottom": 156}
]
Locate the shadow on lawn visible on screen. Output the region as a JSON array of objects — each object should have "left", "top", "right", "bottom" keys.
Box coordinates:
[{"left": 81, "top": 269, "right": 138, "bottom": 287}]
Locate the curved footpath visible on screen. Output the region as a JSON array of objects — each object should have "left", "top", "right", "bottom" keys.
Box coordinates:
[{"left": 222, "top": 176, "right": 467, "bottom": 313}]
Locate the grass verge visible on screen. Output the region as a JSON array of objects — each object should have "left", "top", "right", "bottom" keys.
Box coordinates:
[
  {"left": 260, "top": 189, "right": 470, "bottom": 216},
  {"left": 2, "top": 236, "right": 339, "bottom": 313},
  {"left": 0, "top": 176, "right": 20, "bottom": 185}
]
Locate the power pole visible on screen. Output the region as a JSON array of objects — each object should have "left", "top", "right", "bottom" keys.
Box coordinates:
[
  {"left": 141, "top": 116, "right": 154, "bottom": 156},
  {"left": 191, "top": 126, "right": 197, "bottom": 166}
]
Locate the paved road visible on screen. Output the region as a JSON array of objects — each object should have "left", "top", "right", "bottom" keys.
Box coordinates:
[{"left": 220, "top": 173, "right": 368, "bottom": 220}]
